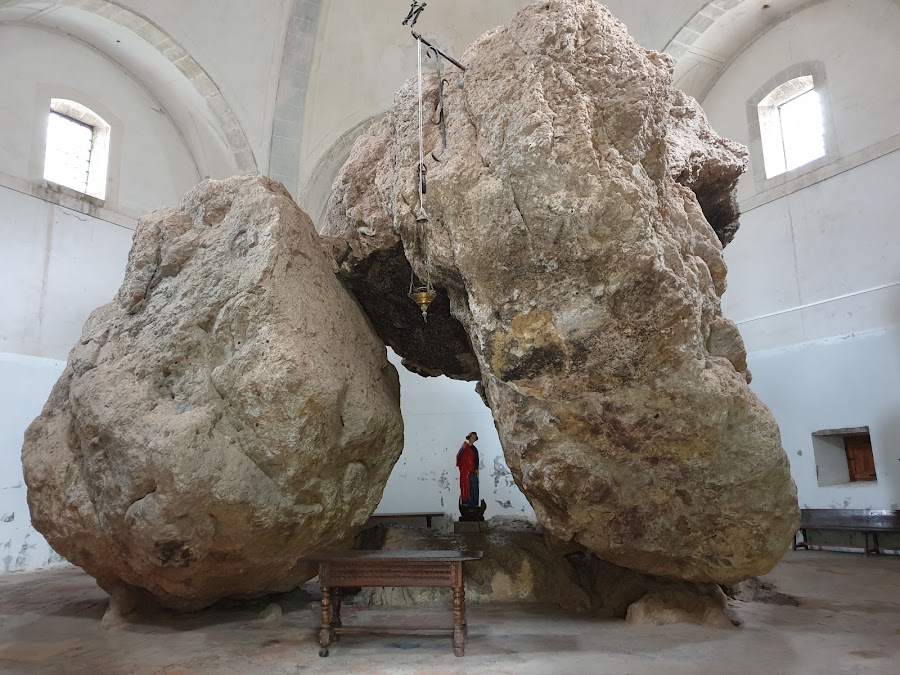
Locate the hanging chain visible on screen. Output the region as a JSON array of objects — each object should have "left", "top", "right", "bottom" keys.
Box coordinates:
[
  {"left": 416, "top": 37, "right": 429, "bottom": 224},
  {"left": 414, "top": 35, "right": 433, "bottom": 293},
  {"left": 406, "top": 26, "right": 467, "bottom": 321}
]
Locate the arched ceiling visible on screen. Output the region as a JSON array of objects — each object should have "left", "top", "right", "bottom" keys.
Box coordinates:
[
  {"left": 666, "top": 0, "right": 900, "bottom": 102},
  {"left": 0, "top": 0, "right": 255, "bottom": 177},
  {"left": 665, "top": 0, "right": 827, "bottom": 102},
  {"left": 5, "top": 0, "right": 893, "bottom": 212}
]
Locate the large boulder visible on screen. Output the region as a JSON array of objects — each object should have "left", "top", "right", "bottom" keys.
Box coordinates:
[
  {"left": 324, "top": 0, "right": 798, "bottom": 584},
  {"left": 22, "top": 176, "right": 404, "bottom": 610}
]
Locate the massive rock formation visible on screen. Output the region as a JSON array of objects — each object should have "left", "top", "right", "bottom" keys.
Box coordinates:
[
  {"left": 324, "top": 0, "right": 798, "bottom": 583},
  {"left": 23, "top": 176, "right": 404, "bottom": 610}
]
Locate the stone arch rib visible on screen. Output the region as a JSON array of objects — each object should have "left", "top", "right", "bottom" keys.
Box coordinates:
[{"left": 268, "top": 0, "right": 323, "bottom": 197}]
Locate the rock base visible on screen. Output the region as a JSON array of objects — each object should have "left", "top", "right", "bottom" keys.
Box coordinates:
[
  {"left": 625, "top": 588, "right": 735, "bottom": 629},
  {"left": 349, "top": 517, "right": 770, "bottom": 628}
]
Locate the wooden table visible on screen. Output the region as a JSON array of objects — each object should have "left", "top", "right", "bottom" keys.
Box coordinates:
[{"left": 305, "top": 550, "right": 483, "bottom": 657}]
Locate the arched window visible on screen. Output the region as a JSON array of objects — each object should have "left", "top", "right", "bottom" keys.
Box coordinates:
[
  {"left": 757, "top": 76, "right": 825, "bottom": 179},
  {"left": 43, "top": 99, "right": 110, "bottom": 200}
]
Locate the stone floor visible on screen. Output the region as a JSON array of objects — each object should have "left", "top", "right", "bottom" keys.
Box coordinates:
[{"left": 0, "top": 550, "right": 897, "bottom": 674}]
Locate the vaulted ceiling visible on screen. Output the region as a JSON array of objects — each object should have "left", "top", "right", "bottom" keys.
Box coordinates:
[{"left": 0, "top": 0, "right": 877, "bottom": 216}]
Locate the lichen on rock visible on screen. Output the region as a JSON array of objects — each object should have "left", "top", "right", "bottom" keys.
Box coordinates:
[{"left": 22, "top": 176, "right": 404, "bottom": 609}]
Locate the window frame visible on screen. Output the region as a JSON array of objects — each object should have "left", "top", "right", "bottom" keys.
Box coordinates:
[
  {"left": 44, "top": 110, "right": 95, "bottom": 195},
  {"left": 745, "top": 62, "right": 838, "bottom": 192},
  {"left": 37, "top": 97, "right": 113, "bottom": 205},
  {"left": 812, "top": 427, "right": 878, "bottom": 487},
  {"left": 757, "top": 76, "right": 826, "bottom": 179}
]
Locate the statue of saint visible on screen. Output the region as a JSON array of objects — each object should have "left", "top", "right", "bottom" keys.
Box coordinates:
[{"left": 456, "top": 432, "right": 486, "bottom": 521}]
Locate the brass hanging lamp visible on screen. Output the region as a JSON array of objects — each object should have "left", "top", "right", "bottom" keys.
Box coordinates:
[{"left": 409, "top": 270, "right": 437, "bottom": 323}]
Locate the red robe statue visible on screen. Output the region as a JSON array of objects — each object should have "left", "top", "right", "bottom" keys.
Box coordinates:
[{"left": 456, "top": 442, "right": 479, "bottom": 509}]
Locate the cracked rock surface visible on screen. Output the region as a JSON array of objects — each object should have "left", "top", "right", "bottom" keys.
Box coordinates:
[
  {"left": 22, "top": 176, "right": 404, "bottom": 609},
  {"left": 325, "top": 0, "right": 798, "bottom": 583}
]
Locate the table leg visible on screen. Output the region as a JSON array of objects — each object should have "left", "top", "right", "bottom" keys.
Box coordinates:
[
  {"left": 330, "top": 589, "right": 342, "bottom": 641},
  {"left": 452, "top": 585, "right": 466, "bottom": 657},
  {"left": 319, "top": 587, "right": 332, "bottom": 657}
]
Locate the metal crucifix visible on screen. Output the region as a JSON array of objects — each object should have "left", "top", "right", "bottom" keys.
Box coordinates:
[{"left": 402, "top": 2, "right": 427, "bottom": 27}]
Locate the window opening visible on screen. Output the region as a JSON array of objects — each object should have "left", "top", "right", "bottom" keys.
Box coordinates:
[
  {"left": 42, "top": 99, "right": 110, "bottom": 200},
  {"left": 44, "top": 112, "right": 93, "bottom": 193},
  {"left": 812, "top": 427, "right": 877, "bottom": 487},
  {"left": 758, "top": 76, "right": 825, "bottom": 179}
]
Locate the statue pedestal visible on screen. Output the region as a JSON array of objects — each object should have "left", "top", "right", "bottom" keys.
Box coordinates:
[{"left": 454, "top": 520, "right": 489, "bottom": 534}]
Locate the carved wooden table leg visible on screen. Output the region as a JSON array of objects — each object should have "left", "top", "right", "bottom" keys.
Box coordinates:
[
  {"left": 452, "top": 584, "right": 466, "bottom": 657},
  {"left": 330, "top": 589, "right": 342, "bottom": 641},
  {"left": 319, "top": 586, "right": 332, "bottom": 657}
]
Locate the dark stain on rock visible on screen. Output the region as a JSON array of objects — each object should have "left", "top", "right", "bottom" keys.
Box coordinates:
[
  {"left": 675, "top": 489, "right": 692, "bottom": 506},
  {"left": 615, "top": 506, "right": 647, "bottom": 538},
  {"left": 498, "top": 343, "right": 568, "bottom": 382},
  {"left": 155, "top": 540, "right": 193, "bottom": 567}
]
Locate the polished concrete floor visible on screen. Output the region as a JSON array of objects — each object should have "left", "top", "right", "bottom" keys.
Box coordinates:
[{"left": 0, "top": 550, "right": 897, "bottom": 674}]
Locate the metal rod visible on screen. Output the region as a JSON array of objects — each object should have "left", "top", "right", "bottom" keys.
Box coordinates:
[{"left": 411, "top": 31, "right": 466, "bottom": 71}]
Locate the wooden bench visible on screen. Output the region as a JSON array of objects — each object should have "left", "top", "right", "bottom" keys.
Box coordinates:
[
  {"left": 794, "top": 509, "right": 900, "bottom": 556},
  {"left": 368, "top": 512, "right": 445, "bottom": 529},
  {"left": 306, "top": 550, "right": 483, "bottom": 657}
]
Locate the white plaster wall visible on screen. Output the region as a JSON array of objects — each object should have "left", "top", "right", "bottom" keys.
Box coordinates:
[
  {"left": 0, "top": 353, "right": 68, "bottom": 573},
  {"left": 724, "top": 150, "right": 900, "bottom": 351},
  {"left": 703, "top": 0, "right": 900, "bottom": 510},
  {"left": 0, "top": 186, "right": 133, "bottom": 360},
  {"left": 376, "top": 351, "right": 534, "bottom": 521},
  {"left": 0, "top": 24, "right": 200, "bottom": 218},
  {"left": 748, "top": 327, "right": 900, "bottom": 510}
]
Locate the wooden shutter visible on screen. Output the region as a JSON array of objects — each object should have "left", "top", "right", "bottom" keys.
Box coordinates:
[{"left": 844, "top": 436, "right": 876, "bottom": 481}]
